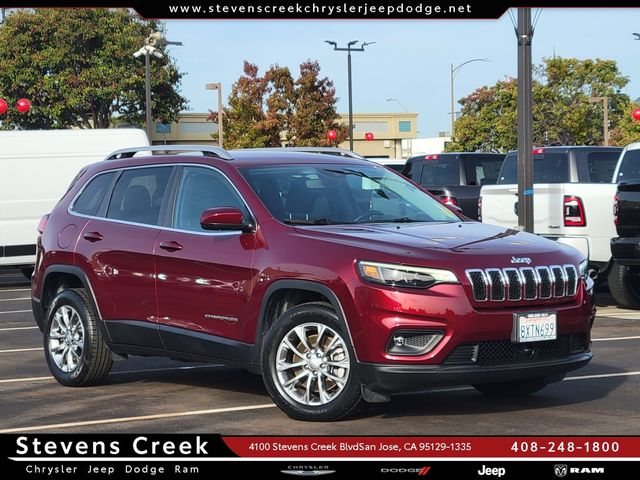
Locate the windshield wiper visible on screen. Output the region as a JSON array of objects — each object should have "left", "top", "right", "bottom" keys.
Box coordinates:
[
  {"left": 363, "top": 217, "right": 424, "bottom": 223},
  {"left": 284, "top": 218, "right": 346, "bottom": 225}
]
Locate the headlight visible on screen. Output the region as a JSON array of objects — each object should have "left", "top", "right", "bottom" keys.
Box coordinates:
[
  {"left": 357, "top": 261, "right": 459, "bottom": 289},
  {"left": 579, "top": 259, "right": 588, "bottom": 280}
]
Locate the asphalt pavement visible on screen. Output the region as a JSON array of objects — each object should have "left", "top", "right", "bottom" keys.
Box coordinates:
[{"left": 0, "top": 270, "right": 638, "bottom": 434}]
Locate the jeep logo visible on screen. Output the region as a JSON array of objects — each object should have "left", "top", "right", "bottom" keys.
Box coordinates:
[{"left": 510, "top": 256, "right": 532, "bottom": 265}]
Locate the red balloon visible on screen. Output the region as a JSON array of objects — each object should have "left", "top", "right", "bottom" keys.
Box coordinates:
[
  {"left": 16, "top": 98, "right": 30, "bottom": 113},
  {"left": 326, "top": 129, "right": 337, "bottom": 141},
  {"left": 0, "top": 99, "right": 7, "bottom": 115},
  {"left": 364, "top": 132, "right": 374, "bottom": 141},
  {"left": 632, "top": 108, "right": 640, "bottom": 121}
]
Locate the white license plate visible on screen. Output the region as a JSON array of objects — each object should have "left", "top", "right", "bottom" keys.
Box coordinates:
[{"left": 512, "top": 312, "right": 557, "bottom": 343}]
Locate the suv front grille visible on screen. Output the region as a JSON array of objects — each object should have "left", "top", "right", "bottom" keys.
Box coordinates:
[
  {"left": 466, "top": 264, "right": 578, "bottom": 302},
  {"left": 444, "top": 334, "right": 587, "bottom": 366}
]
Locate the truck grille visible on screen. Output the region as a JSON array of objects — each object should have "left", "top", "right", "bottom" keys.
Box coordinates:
[
  {"left": 465, "top": 264, "right": 578, "bottom": 302},
  {"left": 444, "top": 334, "right": 587, "bottom": 366}
]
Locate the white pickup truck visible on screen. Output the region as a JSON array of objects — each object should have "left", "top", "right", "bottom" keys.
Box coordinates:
[{"left": 480, "top": 146, "right": 622, "bottom": 280}]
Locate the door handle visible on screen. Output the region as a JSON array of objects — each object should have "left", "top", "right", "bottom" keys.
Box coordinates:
[
  {"left": 158, "top": 241, "right": 183, "bottom": 252},
  {"left": 83, "top": 231, "right": 103, "bottom": 242}
]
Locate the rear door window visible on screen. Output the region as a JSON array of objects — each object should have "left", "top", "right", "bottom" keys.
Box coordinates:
[
  {"left": 106, "top": 167, "right": 173, "bottom": 225},
  {"left": 419, "top": 156, "right": 460, "bottom": 186},
  {"left": 586, "top": 151, "right": 620, "bottom": 183},
  {"left": 498, "top": 153, "right": 570, "bottom": 184},
  {"left": 71, "top": 172, "right": 116, "bottom": 216},
  {"left": 466, "top": 156, "right": 504, "bottom": 186},
  {"left": 616, "top": 149, "right": 640, "bottom": 182}
]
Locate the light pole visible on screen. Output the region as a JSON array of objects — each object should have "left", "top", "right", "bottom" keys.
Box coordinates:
[
  {"left": 589, "top": 96, "right": 610, "bottom": 146},
  {"left": 450, "top": 58, "right": 488, "bottom": 139},
  {"left": 133, "top": 32, "right": 182, "bottom": 140},
  {"left": 386, "top": 97, "right": 408, "bottom": 112},
  {"left": 325, "top": 40, "right": 375, "bottom": 151},
  {"left": 206, "top": 83, "right": 224, "bottom": 148}
]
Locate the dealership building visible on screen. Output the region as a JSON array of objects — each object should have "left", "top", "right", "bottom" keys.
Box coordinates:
[{"left": 150, "top": 111, "right": 418, "bottom": 158}]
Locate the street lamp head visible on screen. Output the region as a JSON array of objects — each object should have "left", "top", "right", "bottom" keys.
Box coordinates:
[
  {"left": 633, "top": 33, "right": 640, "bottom": 40},
  {"left": 152, "top": 50, "right": 163, "bottom": 59},
  {"left": 348, "top": 40, "right": 358, "bottom": 46},
  {"left": 205, "top": 83, "right": 221, "bottom": 90},
  {"left": 324, "top": 40, "right": 337, "bottom": 47},
  {"left": 362, "top": 41, "right": 376, "bottom": 47},
  {"left": 132, "top": 48, "right": 145, "bottom": 58}
]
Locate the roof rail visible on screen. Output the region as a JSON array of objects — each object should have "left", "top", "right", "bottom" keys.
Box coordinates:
[{"left": 104, "top": 144, "right": 233, "bottom": 161}]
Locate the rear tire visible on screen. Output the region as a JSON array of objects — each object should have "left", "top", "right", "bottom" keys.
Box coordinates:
[
  {"left": 261, "top": 303, "right": 363, "bottom": 421},
  {"left": 608, "top": 262, "right": 640, "bottom": 310},
  {"left": 43, "top": 288, "right": 112, "bottom": 386},
  {"left": 472, "top": 378, "right": 549, "bottom": 397}
]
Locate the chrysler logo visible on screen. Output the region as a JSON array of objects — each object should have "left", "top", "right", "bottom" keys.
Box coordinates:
[
  {"left": 281, "top": 471, "right": 336, "bottom": 476},
  {"left": 510, "top": 256, "right": 532, "bottom": 265}
]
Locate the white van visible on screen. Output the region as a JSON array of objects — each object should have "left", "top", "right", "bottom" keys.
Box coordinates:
[{"left": 0, "top": 128, "right": 149, "bottom": 276}]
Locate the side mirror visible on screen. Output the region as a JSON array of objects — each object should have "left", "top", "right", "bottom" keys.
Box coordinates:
[{"left": 200, "top": 207, "right": 253, "bottom": 232}]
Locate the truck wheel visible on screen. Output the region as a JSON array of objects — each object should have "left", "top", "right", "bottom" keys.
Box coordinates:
[
  {"left": 43, "top": 288, "right": 113, "bottom": 386},
  {"left": 261, "top": 303, "right": 363, "bottom": 421},
  {"left": 608, "top": 262, "right": 640, "bottom": 310},
  {"left": 473, "top": 378, "right": 549, "bottom": 397}
]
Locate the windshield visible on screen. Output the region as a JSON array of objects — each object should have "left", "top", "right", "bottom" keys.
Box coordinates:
[
  {"left": 498, "top": 153, "right": 570, "bottom": 184},
  {"left": 616, "top": 149, "right": 640, "bottom": 182},
  {"left": 241, "top": 164, "right": 461, "bottom": 225}
]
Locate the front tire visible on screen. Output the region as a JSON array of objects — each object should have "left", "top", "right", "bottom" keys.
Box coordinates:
[
  {"left": 608, "top": 262, "right": 640, "bottom": 310},
  {"left": 43, "top": 288, "right": 112, "bottom": 386},
  {"left": 261, "top": 303, "right": 363, "bottom": 421},
  {"left": 472, "top": 377, "right": 550, "bottom": 397}
]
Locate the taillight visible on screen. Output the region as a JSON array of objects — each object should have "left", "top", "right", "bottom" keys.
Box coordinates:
[
  {"left": 564, "top": 195, "right": 586, "bottom": 227},
  {"left": 613, "top": 193, "right": 619, "bottom": 226},
  {"left": 424, "top": 154, "right": 439, "bottom": 160},
  {"left": 532, "top": 147, "right": 545, "bottom": 155},
  {"left": 440, "top": 195, "right": 459, "bottom": 207},
  {"left": 478, "top": 196, "right": 482, "bottom": 221},
  {"left": 37, "top": 214, "right": 50, "bottom": 234}
]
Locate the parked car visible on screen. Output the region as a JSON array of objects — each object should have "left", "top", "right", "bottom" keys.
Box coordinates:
[
  {"left": 0, "top": 128, "right": 149, "bottom": 278},
  {"left": 480, "top": 146, "right": 623, "bottom": 278},
  {"left": 403, "top": 152, "right": 506, "bottom": 219},
  {"left": 610, "top": 141, "right": 640, "bottom": 309},
  {"left": 32, "top": 145, "right": 594, "bottom": 421},
  {"left": 366, "top": 157, "right": 406, "bottom": 173}
]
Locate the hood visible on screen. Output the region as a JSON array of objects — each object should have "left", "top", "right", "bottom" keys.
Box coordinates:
[{"left": 293, "top": 221, "right": 582, "bottom": 268}]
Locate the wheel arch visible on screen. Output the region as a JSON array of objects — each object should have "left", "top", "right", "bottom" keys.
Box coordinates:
[{"left": 253, "top": 279, "right": 356, "bottom": 365}]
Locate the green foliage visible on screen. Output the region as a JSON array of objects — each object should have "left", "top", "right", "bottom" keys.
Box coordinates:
[
  {"left": 0, "top": 9, "right": 187, "bottom": 129},
  {"left": 610, "top": 102, "right": 640, "bottom": 146},
  {"left": 448, "top": 57, "right": 630, "bottom": 152},
  {"left": 215, "top": 60, "right": 347, "bottom": 149}
]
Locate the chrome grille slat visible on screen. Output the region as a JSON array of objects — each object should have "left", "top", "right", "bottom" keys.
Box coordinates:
[{"left": 466, "top": 264, "right": 579, "bottom": 303}]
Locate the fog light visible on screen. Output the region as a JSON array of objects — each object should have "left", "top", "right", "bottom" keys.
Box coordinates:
[{"left": 387, "top": 330, "right": 444, "bottom": 356}]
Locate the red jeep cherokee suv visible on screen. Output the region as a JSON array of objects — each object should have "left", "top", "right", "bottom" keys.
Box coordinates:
[{"left": 31, "top": 146, "right": 595, "bottom": 421}]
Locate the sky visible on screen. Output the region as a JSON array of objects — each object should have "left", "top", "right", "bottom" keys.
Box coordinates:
[{"left": 164, "top": 9, "right": 640, "bottom": 138}]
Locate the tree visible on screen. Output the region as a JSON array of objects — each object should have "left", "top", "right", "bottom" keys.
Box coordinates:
[
  {"left": 610, "top": 102, "right": 640, "bottom": 146},
  {"left": 215, "top": 59, "right": 347, "bottom": 149},
  {"left": 0, "top": 9, "right": 187, "bottom": 129},
  {"left": 448, "top": 57, "right": 630, "bottom": 152}
]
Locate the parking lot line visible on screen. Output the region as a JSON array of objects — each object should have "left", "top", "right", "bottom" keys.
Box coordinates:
[
  {"left": 565, "top": 371, "right": 640, "bottom": 381},
  {"left": 0, "top": 364, "right": 225, "bottom": 384},
  {"left": 0, "top": 297, "right": 30, "bottom": 302},
  {"left": 0, "top": 326, "right": 38, "bottom": 331},
  {"left": 0, "top": 310, "right": 31, "bottom": 315},
  {"left": 597, "top": 312, "right": 640, "bottom": 318},
  {"left": 0, "top": 288, "right": 30, "bottom": 293},
  {"left": 592, "top": 335, "right": 640, "bottom": 342},
  {"left": 0, "top": 403, "right": 277, "bottom": 433},
  {"left": 0, "top": 347, "right": 42, "bottom": 353}
]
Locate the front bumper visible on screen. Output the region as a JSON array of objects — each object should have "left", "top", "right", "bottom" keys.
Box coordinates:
[
  {"left": 611, "top": 237, "right": 640, "bottom": 265},
  {"left": 357, "top": 351, "right": 592, "bottom": 393}
]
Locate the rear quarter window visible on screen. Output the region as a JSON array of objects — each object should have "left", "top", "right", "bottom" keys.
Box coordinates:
[
  {"left": 71, "top": 172, "right": 116, "bottom": 216},
  {"left": 586, "top": 151, "right": 620, "bottom": 183}
]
